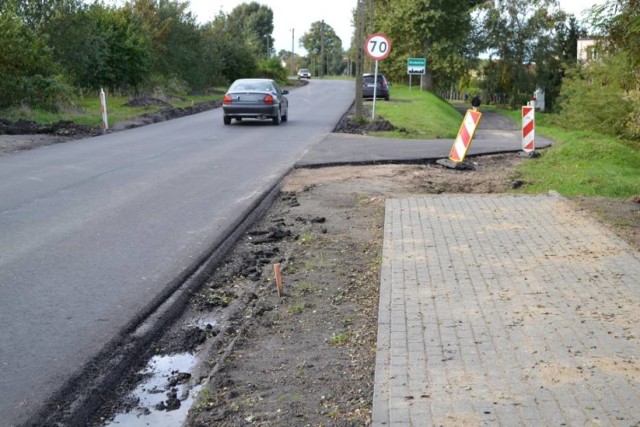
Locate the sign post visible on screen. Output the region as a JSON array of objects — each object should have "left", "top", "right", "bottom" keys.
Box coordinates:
[
  {"left": 365, "top": 33, "right": 392, "bottom": 119},
  {"left": 407, "top": 58, "right": 426, "bottom": 91}
]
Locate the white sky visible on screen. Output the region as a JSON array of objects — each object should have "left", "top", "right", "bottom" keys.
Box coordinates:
[{"left": 188, "top": 0, "right": 605, "bottom": 54}]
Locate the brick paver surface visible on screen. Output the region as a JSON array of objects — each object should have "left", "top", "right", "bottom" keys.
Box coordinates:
[{"left": 373, "top": 194, "right": 640, "bottom": 426}]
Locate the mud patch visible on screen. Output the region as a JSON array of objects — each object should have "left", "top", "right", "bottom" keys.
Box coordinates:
[{"left": 103, "top": 353, "right": 199, "bottom": 426}]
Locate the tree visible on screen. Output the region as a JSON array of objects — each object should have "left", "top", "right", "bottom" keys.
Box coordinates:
[
  {"left": 123, "top": 0, "right": 205, "bottom": 89},
  {"left": 301, "top": 21, "right": 344, "bottom": 76},
  {"left": 200, "top": 12, "right": 258, "bottom": 84},
  {"left": 530, "top": 13, "right": 587, "bottom": 111},
  {"left": 0, "top": 4, "right": 68, "bottom": 109},
  {"left": 479, "top": 0, "right": 562, "bottom": 108},
  {"left": 227, "top": 2, "right": 275, "bottom": 59},
  {"left": 370, "top": 0, "right": 482, "bottom": 91},
  {"left": 589, "top": 0, "right": 640, "bottom": 67},
  {"left": 557, "top": 0, "right": 640, "bottom": 141},
  {"left": 556, "top": 14, "right": 587, "bottom": 63}
]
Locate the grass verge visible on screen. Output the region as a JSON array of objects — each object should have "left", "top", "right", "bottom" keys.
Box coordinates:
[
  {"left": 490, "top": 107, "right": 640, "bottom": 198},
  {"left": 373, "top": 85, "right": 461, "bottom": 139},
  {"left": 0, "top": 92, "right": 222, "bottom": 128}
]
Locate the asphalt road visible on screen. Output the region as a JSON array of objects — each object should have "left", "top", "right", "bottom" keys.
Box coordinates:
[
  {"left": 0, "top": 79, "right": 355, "bottom": 426},
  {"left": 297, "top": 104, "right": 552, "bottom": 166}
]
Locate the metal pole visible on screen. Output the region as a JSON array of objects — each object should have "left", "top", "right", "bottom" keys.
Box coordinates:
[
  {"left": 372, "top": 60, "right": 379, "bottom": 119},
  {"left": 320, "top": 20, "right": 324, "bottom": 78},
  {"left": 291, "top": 28, "right": 295, "bottom": 76},
  {"left": 354, "top": 0, "right": 365, "bottom": 119}
]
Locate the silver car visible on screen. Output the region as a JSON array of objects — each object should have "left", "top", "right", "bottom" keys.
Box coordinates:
[
  {"left": 222, "top": 79, "right": 289, "bottom": 126},
  {"left": 297, "top": 68, "right": 311, "bottom": 79}
]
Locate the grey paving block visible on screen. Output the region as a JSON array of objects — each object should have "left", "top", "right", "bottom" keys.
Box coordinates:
[{"left": 372, "top": 194, "right": 640, "bottom": 426}]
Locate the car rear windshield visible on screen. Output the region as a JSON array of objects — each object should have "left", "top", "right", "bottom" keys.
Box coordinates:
[
  {"left": 364, "top": 75, "right": 384, "bottom": 84},
  {"left": 231, "top": 81, "right": 273, "bottom": 92}
]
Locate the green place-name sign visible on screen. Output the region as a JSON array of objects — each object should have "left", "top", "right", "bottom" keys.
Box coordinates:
[{"left": 407, "top": 58, "right": 426, "bottom": 75}]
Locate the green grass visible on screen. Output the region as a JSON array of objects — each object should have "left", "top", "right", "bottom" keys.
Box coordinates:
[
  {"left": 490, "top": 107, "right": 640, "bottom": 198},
  {"left": 515, "top": 128, "right": 640, "bottom": 197},
  {"left": 0, "top": 92, "right": 222, "bottom": 128},
  {"left": 298, "top": 233, "right": 313, "bottom": 244},
  {"left": 327, "top": 332, "right": 349, "bottom": 346},
  {"left": 288, "top": 304, "right": 305, "bottom": 314},
  {"left": 377, "top": 93, "right": 639, "bottom": 198},
  {"left": 373, "top": 85, "right": 462, "bottom": 139}
]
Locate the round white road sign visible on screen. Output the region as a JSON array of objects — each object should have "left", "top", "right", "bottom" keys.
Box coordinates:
[{"left": 365, "top": 33, "right": 392, "bottom": 60}]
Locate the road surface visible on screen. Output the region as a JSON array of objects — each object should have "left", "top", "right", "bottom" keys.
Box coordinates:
[{"left": 0, "top": 80, "right": 354, "bottom": 426}]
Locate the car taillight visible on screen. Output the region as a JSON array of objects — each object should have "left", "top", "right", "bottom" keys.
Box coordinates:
[
  {"left": 264, "top": 94, "right": 274, "bottom": 105},
  {"left": 223, "top": 94, "right": 232, "bottom": 104}
]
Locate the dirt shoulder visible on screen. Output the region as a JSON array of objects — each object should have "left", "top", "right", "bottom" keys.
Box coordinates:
[
  {"left": 0, "top": 98, "right": 221, "bottom": 157},
  {"left": 89, "top": 154, "right": 638, "bottom": 426}
]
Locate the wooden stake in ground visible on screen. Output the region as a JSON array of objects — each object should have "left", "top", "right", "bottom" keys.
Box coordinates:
[{"left": 273, "top": 263, "right": 284, "bottom": 297}]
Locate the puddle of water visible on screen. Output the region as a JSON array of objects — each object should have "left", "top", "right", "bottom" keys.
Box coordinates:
[{"left": 105, "top": 353, "right": 201, "bottom": 427}]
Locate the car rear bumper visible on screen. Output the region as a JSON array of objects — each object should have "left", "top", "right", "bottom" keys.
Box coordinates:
[
  {"left": 223, "top": 105, "right": 279, "bottom": 118},
  {"left": 363, "top": 88, "right": 389, "bottom": 98}
]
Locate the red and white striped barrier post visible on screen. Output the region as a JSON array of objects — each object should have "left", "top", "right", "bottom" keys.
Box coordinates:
[
  {"left": 519, "top": 100, "right": 539, "bottom": 158},
  {"left": 100, "top": 88, "right": 109, "bottom": 133},
  {"left": 437, "top": 109, "right": 482, "bottom": 169},
  {"left": 522, "top": 104, "right": 534, "bottom": 152}
]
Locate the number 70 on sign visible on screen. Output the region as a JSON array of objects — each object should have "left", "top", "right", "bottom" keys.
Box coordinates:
[{"left": 365, "top": 33, "right": 392, "bottom": 60}]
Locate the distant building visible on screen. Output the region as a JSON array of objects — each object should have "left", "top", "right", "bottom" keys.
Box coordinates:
[{"left": 577, "top": 39, "right": 598, "bottom": 63}]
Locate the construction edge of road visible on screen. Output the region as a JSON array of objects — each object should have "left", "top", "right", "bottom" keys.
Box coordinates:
[{"left": 31, "top": 176, "right": 285, "bottom": 426}]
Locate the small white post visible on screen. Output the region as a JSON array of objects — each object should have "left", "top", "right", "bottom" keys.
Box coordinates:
[{"left": 100, "top": 88, "right": 108, "bottom": 133}]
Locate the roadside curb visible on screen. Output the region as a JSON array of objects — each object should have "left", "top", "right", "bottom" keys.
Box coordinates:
[{"left": 31, "top": 174, "right": 286, "bottom": 426}]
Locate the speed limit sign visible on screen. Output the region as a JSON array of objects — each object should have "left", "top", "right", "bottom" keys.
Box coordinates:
[{"left": 365, "top": 33, "right": 391, "bottom": 60}]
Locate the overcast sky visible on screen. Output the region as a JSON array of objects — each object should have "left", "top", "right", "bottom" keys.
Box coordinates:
[{"left": 187, "top": 0, "right": 605, "bottom": 54}]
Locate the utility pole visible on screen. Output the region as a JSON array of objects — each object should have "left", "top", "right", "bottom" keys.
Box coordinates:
[
  {"left": 291, "top": 28, "right": 295, "bottom": 76},
  {"left": 354, "top": 0, "right": 365, "bottom": 119},
  {"left": 320, "top": 20, "right": 325, "bottom": 78}
]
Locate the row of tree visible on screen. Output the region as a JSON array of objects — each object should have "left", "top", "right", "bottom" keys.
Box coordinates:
[
  {"left": 1, "top": 0, "right": 637, "bottom": 141},
  {"left": 362, "top": 0, "right": 585, "bottom": 110},
  {"left": 360, "top": 0, "right": 638, "bottom": 140},
  {"left": 0, "top": 0, "right": 294, "bottom": 109}
]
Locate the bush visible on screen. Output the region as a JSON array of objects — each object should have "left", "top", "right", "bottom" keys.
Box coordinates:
[
  {"left": 255, "top": 58, "right": 288, "bottom": 84},
  {"left": 0, "top": 74, "right": 74, "bottom": 111},
  {"left": 146, "top": 74, "right": 190, "bottom": 98},
  {"left": 558, "top": 53, "right": 639, "bottom": 142}
]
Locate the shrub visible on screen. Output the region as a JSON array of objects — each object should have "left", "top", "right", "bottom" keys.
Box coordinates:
[
  {"left": 255, "top": 57, "right": 288, "bottom": 84},
  {"left": 558, "top": 52, "right": 639, "bottom": 142},
  {"left": 1, "top": 75, "right": 74, "bottom": 111}
]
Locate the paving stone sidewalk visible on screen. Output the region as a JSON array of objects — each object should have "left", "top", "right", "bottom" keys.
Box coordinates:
[{"left": 373, "top": 194, "right": 640, "bottom": 426}]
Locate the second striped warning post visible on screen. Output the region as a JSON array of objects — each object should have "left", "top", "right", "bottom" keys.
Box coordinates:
[{"left": 437, "top": 109, "right": 482, "bottom": 169}]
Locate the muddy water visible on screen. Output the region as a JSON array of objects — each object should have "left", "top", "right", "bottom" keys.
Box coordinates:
[{"left": 104, "top": 353, "right": 200, "bottom": 426}]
